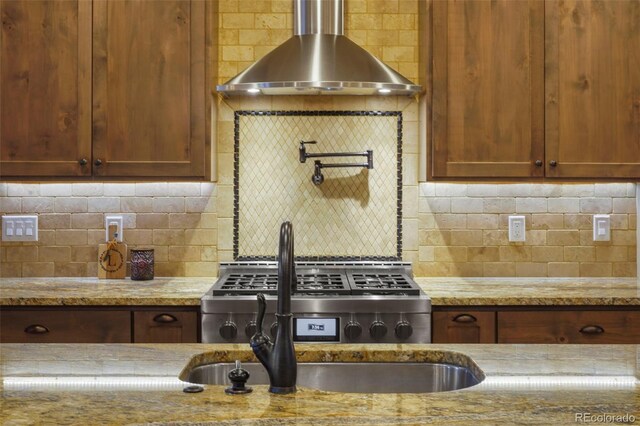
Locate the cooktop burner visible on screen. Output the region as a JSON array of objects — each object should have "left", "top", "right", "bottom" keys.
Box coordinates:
[{"left": 215, "top": 272, "right": 351, "bottom": 295}]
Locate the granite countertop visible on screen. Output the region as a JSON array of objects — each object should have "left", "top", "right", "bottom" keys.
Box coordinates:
[
  {"left": 1, "top": 277, "right": 639, "bottom": 307},
  {"left": 1, "top": 343, "right": 638, "bottom": 425}
]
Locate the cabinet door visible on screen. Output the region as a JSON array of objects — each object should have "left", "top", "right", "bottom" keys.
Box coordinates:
[
  {"left": 92, "top": 0, "right": 206, "bottom": 178},
  {"left": 432, "top": 311, "right": 496, "bottom": 343},
  {"left": 0, "top": 310, "right": 131, "bottom": 343},
  {"left": 133, "top": 310, "right": 198, "bottom": 343},
  {"left": 545, "top": 0, "right": 640, "bottom": 178},
  {"left": 430, "top": 0, "right": 544, "bottom": 178},
  {"left": 498, "top": 310, "right": 640, "bottom": 344},
  {"left": 0, "top": 0, "right": 92, "bottom": 178}
]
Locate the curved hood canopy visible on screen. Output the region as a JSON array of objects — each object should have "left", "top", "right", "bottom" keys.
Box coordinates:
[{"left": 217, "top": 0, "right": 421, "bottom": 96}]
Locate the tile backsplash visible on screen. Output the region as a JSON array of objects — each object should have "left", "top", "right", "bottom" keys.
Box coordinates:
[{"left": 1, "top": 178, "right": 636, "bottom": 278}]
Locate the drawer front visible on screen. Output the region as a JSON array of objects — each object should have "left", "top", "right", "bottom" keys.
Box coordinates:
[
  {"left": 133, "top": 310, "right": 198, "bottom": 343},
  {"left": 432, "top": 311, "right": 496, "bottom": 343},
  {"left": 498, "top": 311, "right": 640, "bottom": 344},
  {"left": 0, "top": 310, "right": 131, "bottom": 343}
]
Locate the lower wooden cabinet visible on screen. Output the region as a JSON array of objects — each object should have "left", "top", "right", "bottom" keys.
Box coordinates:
[
  {"left": 0, "top": 310, "right": 130, "bottom": 343},
  {"left": 0, "top": 307, "right": 199, "bottom": 343},
  {"left": 133, "top": 310, "right": 198, "bottom": 343},
  {"left": 498, "top": 310, "right": 640, "bottom": 344},
  {"left": 432, "top": 311, "right": 496, "bottom": 343}
]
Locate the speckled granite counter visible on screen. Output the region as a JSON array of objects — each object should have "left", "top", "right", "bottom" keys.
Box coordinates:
[
  {"left": 1, "top": 277, "right": 638, "bottom": 307},
  {"left": 0, "top": 277, "right": 213, "bottom": 306},
  {"left": 416, "top": 277, "right": 639, "bottom": 306},
  {"left": 1, "top": 343, "right": 638, "bottom": 425}
]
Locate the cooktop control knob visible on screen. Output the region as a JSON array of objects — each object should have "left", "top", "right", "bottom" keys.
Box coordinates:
[
  {"left": 245, "top": 321, "right": 257, "bottom": 338},
  {"left": 369, "top": 321, "right": 387, "bottom": 340},
  {"left": 270, "top": 322, "right": 278, "bottom": 338},
  {"left": 219, "top": 321, "right": 238, "bottom": 340},
  {"left": 344, "top": 321, "right": 362, "bottom": 340},
  {"left": 395, "top": 320, "right": 413, "bottom": 340}
]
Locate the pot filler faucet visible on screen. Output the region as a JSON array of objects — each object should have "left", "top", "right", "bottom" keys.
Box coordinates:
[{"left": 250, "top": 222, "right": 297, "bottom": 394}]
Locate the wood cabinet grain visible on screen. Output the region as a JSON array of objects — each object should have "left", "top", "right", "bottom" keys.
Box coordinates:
[
  {"left": 432, "top": 310, "right": 496, "bottom": 343},
  {"left": 0, "top": 0, "right": 92, "bottom": 177},
  {"left": 133, "top": 310, "right": 198, "bottom": 343}
]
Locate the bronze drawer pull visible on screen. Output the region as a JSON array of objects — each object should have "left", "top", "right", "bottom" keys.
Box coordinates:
[
  {"left": 24, "top": 324, "right": 49, "bottom": 334},
  {"left": 153, "top": 313, "right": 178, "bottom": 323},
  {"left": 452, "top": 314, "right": 477, "bottom": 323},
  {"left": 579, "top": 325, "right": 604, "bottom": 335}
]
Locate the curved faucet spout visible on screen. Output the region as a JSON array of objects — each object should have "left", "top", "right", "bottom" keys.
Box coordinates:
[{"left": 277, "top": 221, "right": 296, "bottom": 315}]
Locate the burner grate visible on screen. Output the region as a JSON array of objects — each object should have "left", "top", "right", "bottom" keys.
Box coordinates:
[
  {"left": 296, "top": 273, "right": 350, "bottom": 294},
  {"left": 211, "top": 271, "right": 350, "bottom": 295},
  {"left": 348, "top": 273, "right": 420, "bottom": 295}
]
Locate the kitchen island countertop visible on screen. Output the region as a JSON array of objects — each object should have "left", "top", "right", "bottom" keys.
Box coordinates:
[
  {"left": 1, "top": 277, "right": 638, "bottom": 306},
  {"left": 1, "top": 343, "right": 638, "bottom": 425}
]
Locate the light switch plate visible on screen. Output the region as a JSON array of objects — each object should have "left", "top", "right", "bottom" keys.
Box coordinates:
[
  {"left": 105, "top": 215, "right": 124, "bottom": 242},
  {"left": 508, "top": 215, "right": 526, "bottom": 242},
  {"left": 593, "top": 214, "right": 611, "bottom": 241},
  {"left": 2, "top": 215, "right": 38, "bottom": 241}
]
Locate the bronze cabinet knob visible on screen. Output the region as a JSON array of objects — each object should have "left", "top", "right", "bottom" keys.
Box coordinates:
[
  {"left": 79, "top": 158, "right": 88, "bottom": 166},
  {"left": 549, "top": 160, "right": 557, "bottom": 167},
  {"left": 94, "top": 159, "right": 103, "bottom": 166},
  {"left": 534, "top": 160, "right": 543, "bottom": 167}
]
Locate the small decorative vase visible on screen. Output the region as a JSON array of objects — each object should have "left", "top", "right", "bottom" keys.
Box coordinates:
[{"left": 130, "top": 249, "right": 154, "bottom": 280}]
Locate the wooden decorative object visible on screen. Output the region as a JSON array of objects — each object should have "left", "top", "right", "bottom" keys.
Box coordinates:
[{"left": 98, "top": 224, "right": 127, "bottom": 279}]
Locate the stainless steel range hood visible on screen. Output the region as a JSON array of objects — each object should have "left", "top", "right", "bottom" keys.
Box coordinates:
[{"left": 216, "top": 0, "right": 421, "bottom": 96}]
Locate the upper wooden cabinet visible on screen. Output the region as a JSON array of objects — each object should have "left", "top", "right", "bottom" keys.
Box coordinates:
[
  {"left": 429, "top": 0, "right": 640, "bottom": 180},
  {"left": 0, "top": 1, "right": 92, "bottom": 177},
  {"left": 430, "top": 0, "right": 545, "bottom": 179},
  {"left": 545, "top": 0, "right": 640, "bottom": 178},
  {"left": 0, "top": 0, "right": 210, "bottom": 180}
]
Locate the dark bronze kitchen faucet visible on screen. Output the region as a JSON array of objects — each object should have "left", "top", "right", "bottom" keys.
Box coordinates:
[{"left": 250, "top": 222, "right": 297, "bottom": 394}]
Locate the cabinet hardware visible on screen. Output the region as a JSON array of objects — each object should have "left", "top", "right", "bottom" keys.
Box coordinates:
[
  {"left": 549, "top": 160, "right": 557, "bottom": 167},
  {"left": 24, "top": 324, "right": 49, "bottom": 334},
  {"left": 94, "top": 159, "right": 103, "bottom": 166},
  {"left": 579, "top": 325, "right": 604, "bottom": 335},
  {"left": 535, "top": 160, "right": 542, "bottom": 167},
  {"left": 452, "top": 314, "right": 477, "bottom": 323},
  {"left": 79, "top": 158, "right": 88, "bottom": 166},
  {"left": 153, "top": 313, "right": 178, "bottom": 323}
]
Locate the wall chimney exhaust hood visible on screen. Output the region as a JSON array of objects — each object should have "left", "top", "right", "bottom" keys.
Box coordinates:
[{"left": 216, "top": 0, "right": 421, "bottom": 96}]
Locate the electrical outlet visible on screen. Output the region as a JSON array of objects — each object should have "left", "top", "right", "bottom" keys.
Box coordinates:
[
  {"left": 508, "top": 215, "right": 526, "bottom": 242},
  {"left": 2, "top": 215, "right": 38, "bottom": 242},
  {"left": 593, "top": 214, "right": 611, "bottom": 241},
  {"left": 105, "top": 215, "right": 124, "bottom": 242}
]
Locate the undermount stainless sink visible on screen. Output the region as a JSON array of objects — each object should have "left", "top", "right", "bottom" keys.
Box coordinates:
[{"left": 185, "top": 362, "right": 482, "bottom": 393}]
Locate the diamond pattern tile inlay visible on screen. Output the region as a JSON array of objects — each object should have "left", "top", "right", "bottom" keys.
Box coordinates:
[{"left": 235, "top": 111, "right": 402, "bottom": 259}]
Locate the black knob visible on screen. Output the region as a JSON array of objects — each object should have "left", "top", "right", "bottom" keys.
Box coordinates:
[
  {"left": 369, "top": 321, "right": 387, "bottom": 340},
  {"left": 219, "top": 321, "right": 237, "bottom": 340},
  {"left": 79, "top": 158, "right": 88, "bottom": 166},
  {"left": 225, "top": 361, "right": 253, "bottom": 395},
  {"left": 270, "top": 322, "right": 278, "bottom": 338},
  {"left": 344, "top": 321, "right": 362, "bottom": 340},
  {"left": 534, "top": 159, "right": 542, "bottom": 167},
  {"left": 94, "top": 158, "right": 103, "bottom": 166},
  {"left": 395, "top": 321, "right": 413, "bottom": 340},
  {"left": 549, "top": 160, "right": 557, "bottom": 167},
  {"left": 245, "top": 321, "right": 257, "bottom": 338}
]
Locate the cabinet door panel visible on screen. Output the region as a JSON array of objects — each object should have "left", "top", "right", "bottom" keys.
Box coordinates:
[
  {"left": 431, "top": 0, "right": 544, "bottom": 178},
  {"left": 0, "top": 0, "right": 91, "bottom": 177},
  {"left": 545, "top": 0, "right": 640, "bottom": 178},
  {"left": 92, "top": 0, "right": 205, "bottom": 178},
  {"left": 432, "top": 311, "right": 496, "bottom": 343},
  {"left": 498, "top": 310, "right": 640, "bottom": 344},
  {"left": 133, "top": 310, "right": 198, "bottom": 343}
]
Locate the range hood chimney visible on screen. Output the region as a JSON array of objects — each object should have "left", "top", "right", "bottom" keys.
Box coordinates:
[{"left": 216, "top": 0, "right": 421, "bottom": 96}]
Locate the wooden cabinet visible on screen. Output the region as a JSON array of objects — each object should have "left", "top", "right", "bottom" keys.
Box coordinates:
[
  {"left": 0, "top": 307, "right": 199, "bottom": 343},
  {"left": 545, "top": 0, "right": 640, "bottom": 178},
  {"left": 430, "top": 0, "right": 544, "bottom": 179},
  {"left": 1, "top": 0, "right": 211, "bottom": 180},
  {"left": 428, "top": 0, "right": 640, "bottom": 180},
  {"left": 432, "top": 310, "right": 496, "bottom": 343},
  {"left": 0, "top": 309, "right": 130, "bottom": 343},
  {"left": 133, "top": 310, "right": 198, "bottom": 343},
  {"left": 0, "top": 0, "right": 92, "bottom": 177},
  {"left": 498, "top": 310, "right": 640, "bottom": 344}
]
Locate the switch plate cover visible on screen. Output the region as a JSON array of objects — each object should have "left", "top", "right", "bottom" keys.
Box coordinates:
[
  {"left": 508, "top": 215, "right": 526, "bottom": 242},
  {"left": 2, "top": 215, "right": 38, "bottom": 242},
  {"left": 593, "top": 214, "right": 611, "bottom": 241},
  {"left": 105, "top": 215, "right": 124, "bottom": 242}
]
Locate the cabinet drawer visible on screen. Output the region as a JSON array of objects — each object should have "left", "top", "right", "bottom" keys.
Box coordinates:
[
  {"left": 498, "top": 311, "right": 640, "bottom": 344},
  {"left": 133, "top": 310, "right": 198, "bottom": 343},
  {"left": 0, "top": 310, "right": 131, "bottom": 343},
  {"left": 432, "top": 311, "right": 496, "bottom": 343}
]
